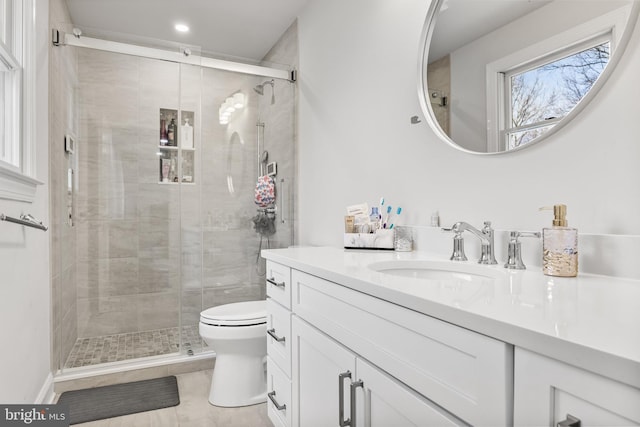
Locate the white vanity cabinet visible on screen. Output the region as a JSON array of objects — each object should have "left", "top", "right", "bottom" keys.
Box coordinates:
[
  {"left": 290, "top": 269, "right": 513, "bottom": 426},
  {"left": 266, "top": 261, "right": 293, "bottom": 427},
  {"left": 514, "top": 348, "right": 640, "bottom": 427},
  {"left": 264, "top": 247, "right": 640, "bottom": 427}
]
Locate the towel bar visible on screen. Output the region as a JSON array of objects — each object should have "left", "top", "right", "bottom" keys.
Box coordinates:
[{"left": 0, "top": 213, "right": 48, "bottom": 231}]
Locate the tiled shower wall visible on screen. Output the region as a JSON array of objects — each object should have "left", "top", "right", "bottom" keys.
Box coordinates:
[
  {"left": 49, "top": 0, "right": 78, "bottom": 371},
  {"left": 259, "top": 21, "right": 299, "bottom": 250}
]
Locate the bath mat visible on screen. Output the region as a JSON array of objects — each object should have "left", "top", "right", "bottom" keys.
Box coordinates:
[{"left": 57, "top": 376, "right": 180, "bottom": 425}]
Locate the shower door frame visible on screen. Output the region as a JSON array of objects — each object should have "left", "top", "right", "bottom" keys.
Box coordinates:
[
  {"left": 55, "top": 30, "right": 295, "bottom": 82},
  {"left": 53, "top": 31, "right": 296, "bottom": 377}
]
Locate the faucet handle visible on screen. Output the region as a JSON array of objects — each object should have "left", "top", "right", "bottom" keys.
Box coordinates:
[
  {"left": 450, "top": 232, "right": 467, "bottom": 261},
  {"left": 504, "top": 231, "right": 541, "bottom": 270},
  {"left": 442, "top": 225, "right": 467, "bottom": 261}
]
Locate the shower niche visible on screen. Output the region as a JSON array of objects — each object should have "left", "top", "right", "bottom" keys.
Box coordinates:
[{"left": 158, "top": 108, "right": 195, "bottom": 184}]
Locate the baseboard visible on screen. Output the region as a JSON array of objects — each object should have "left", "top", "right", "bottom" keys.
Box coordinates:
[{"left": 35, "top": 372, "right": 56, "bottom": 404}]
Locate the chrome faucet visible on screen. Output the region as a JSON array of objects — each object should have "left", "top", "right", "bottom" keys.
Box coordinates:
[{"left": 442, "top": 221, "right": 498, "bottom": 265}]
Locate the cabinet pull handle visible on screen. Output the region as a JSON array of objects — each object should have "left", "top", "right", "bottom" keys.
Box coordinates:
[
  {"left": 558, "top": 414, "right": 581, "bottom": 427},
  {"left": 267, "top": 328, "right": 286, "bottom": 342},
  {"left": 350, "top": 379, "right": 364, "bottom": 427},
  {"left": 267, "top": 390, "right": 286, "bottom": 411},
  {"left": 338, "top": 371, "right": 352, "bottom": 427},
  {"left": 267, "top": 277, "right": 285, "bottom": 288}
]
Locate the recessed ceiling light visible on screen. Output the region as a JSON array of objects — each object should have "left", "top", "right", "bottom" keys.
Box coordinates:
[{"left": 175, "top": 24, "right": 190, "bottom": 33}]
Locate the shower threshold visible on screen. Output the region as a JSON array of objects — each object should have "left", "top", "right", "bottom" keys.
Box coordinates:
[{"left": 64, "top": 325, "right": 204, "bottom": 369}]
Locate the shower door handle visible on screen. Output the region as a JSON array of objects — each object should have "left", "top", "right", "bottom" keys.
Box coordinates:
[
  {"left": 280, "top": 178, "right": 288, "bottom": 224},
  {"left": 267, "top": 328, "right": 285, "bottom": 343},
  {"left": 267, "top": 278, "right": 285, "bottom": 288}
]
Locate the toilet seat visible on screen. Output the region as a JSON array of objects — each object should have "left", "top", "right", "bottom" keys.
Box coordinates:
[{"left": 200, "top": 300, "right": 267, "bottom": 327}]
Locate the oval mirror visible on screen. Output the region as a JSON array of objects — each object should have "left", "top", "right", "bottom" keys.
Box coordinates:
[{"left": 418, "top": 0, "right": 640, "bottom": 154}]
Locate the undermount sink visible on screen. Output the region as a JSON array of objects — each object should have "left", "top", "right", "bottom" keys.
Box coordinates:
[{"left": 368, "top": 260, "right": 502, "bottom": 282}]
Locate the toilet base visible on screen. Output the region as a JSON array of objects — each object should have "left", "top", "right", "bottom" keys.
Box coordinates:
[{"left": 208, "top": 354, "right": 267, "bottom": 407}]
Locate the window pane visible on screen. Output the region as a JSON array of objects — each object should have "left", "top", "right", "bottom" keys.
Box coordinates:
[
  {"left": 507, "top": 124, "right": 556, "bottom": 150},
  {"left": 1, "top": 69, "right": 19, "bottom": 166},
  {"left": 510, "top": 42, "right": 610, "bottom": 128},
  {"left": 0, "top": 71, "right": 6, "bottom": 160}
]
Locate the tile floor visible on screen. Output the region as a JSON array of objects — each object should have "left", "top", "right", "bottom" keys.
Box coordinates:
[
  {"left": 65, "top": 326, "right": 205, "bottom": 368},
  {"left": 68, "top": 369, "right": 273, "bottom": 427}
]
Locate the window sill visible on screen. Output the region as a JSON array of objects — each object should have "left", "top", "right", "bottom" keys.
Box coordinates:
[{"left": 0, "top": 166, "right": 43, "bottom": 203}]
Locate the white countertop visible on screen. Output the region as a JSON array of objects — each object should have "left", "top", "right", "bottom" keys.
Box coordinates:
[{"left": 262, "top": 246, "right": 640, "bottom": 388}]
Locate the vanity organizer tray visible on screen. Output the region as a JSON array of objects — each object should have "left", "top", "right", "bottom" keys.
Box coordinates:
[{"left": 344, "top": 229, "right": 395, "bottom": 250}]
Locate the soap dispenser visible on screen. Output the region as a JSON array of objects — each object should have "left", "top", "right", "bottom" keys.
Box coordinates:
[{"left": 540, "top": 204, "right": 578, "bottom": 277}]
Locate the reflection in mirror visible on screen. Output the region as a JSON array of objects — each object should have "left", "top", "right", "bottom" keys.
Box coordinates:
[
  {"left": 226, "top": 131, "right": 245, "bottom": 195},
  {"left": 420, "top": 0, "right": 639, "bottom": 154}
]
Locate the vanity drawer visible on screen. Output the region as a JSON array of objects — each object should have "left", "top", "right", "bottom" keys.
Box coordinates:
[
  {"left": 267, "top": 356, "right": 292, "bottom": 427},
  {"left": 515, "top": 348, "right": 640, "bottom": 426},
  {"left": 267, "top": 297, "right": 292, "bottom": 377},
  {"left": 291, "top": 270, "right": 512, "bottom": 427},
  {"left": 266, "top": 261, "right": 291, "bottom": 309}
]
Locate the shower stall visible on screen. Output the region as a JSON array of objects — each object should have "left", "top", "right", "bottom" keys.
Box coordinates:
[{"left": 50, "top": 31, "right": 296, "bottom": 374}]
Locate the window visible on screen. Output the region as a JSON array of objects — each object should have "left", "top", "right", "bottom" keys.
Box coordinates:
[
  {"left": 502, "top": 35, "right": 610, "bottom": 150},
  {"left": 0, "top": 0, "right": 40, "bottom": 202}
]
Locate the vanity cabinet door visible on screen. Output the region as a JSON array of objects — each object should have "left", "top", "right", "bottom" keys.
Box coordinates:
[
  {"left": 267, "top": 298, "right": 291, "bottom": 377},
  {"left": 267, "top": 357, "right": 292, "bottom": 427},
  {"left": 292, "top": 316, "right": 356, "bottom": 427},
  {"left": 514, "top": 348, "right": 640, "bottom": 427},
  {"left": 353, "top": 358, "right": 465, "bottom": 427}
]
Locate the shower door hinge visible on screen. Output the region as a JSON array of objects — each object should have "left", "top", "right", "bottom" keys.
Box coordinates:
[
  {"left": 52, "top": 29, "right": 64, "bottom": 46},
  {"left": 290, "top": 69, "right": 297, "bottom": 83}
]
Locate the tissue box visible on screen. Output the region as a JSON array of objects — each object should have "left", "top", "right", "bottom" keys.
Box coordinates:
[{"left": 344, "top": 229, "right": 394, "bottom": 250}]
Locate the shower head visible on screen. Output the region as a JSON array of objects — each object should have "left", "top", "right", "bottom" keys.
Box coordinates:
[{"left": 254, "top": 80, "right": 276, "bottom": 104}]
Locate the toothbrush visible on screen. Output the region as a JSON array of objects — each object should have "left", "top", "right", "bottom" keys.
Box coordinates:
[
  {"left": 384, "top": 205, "right": 392, "bottom": 228},
  {"left": 378, "top": 197, "right": 385, "bottom": 229},
  {"left": 389, "top": 207, "right": 402, "bottom": 229}
]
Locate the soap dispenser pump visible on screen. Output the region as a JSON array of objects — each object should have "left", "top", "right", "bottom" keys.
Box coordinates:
[{"left": 540, "top": 204, "right": 578, "bottom": 277}]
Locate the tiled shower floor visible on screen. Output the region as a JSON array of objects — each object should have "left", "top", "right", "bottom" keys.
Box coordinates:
[{"left": 64, "top": 325, "right": 205, "bottom": 369}]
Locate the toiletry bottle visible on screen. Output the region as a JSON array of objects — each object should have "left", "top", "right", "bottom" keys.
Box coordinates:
[
  {"left": 182, "top": 117, "right": 194, "bottom": 149},
  {"left": 160, "top": 113, "right": 168, "bottom": 145},
  {"left": 540, "top": 204, "right": 578, "bottom": 277},
  {"left": 168, "top": 117, "right": 177, "bottom": 146},
  {"left": 370, "top": 207, "right": 380, "bottom": 230}
]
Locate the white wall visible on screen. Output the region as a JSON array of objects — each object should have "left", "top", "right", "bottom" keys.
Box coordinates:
[
  {"left": 297, "top": 0, "right": 640, "bottom": 247},
  {"left": 0, "top": 0, "right": 51, "bottom": 402}
]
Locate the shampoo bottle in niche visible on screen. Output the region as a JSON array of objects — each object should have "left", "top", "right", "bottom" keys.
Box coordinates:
[
  {"left": 181, "top": 117, "right": 194, "bottom": 149},
  {"left": 168, "top": 117, "right": 177, "bottom": 146},
  {"left": 540, "top": 204, "right": 578, "bottom": 277}
]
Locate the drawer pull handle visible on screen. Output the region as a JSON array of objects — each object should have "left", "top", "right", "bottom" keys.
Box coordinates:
[
  {"left": 267, "top": 277, "right": 286, "bottom": 288},
  {"left": 350, "top": 379, "right": 364, "bottom": 427},
  {"left": 267, "top": 328, "right": 286, "bottom": 343},
  {"left": 558, "top": 415, "right": 581, "bottom": 427},
  {"left": 338, "top": 371, "right": 352, "bottom": 427},
  {"left": 267, "top": 390, "right": 286, "bottom": 411}
]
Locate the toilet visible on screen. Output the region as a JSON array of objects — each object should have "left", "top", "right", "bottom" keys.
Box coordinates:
[{"left": 199, "top": 300, "right": 267, "bottom": 407}]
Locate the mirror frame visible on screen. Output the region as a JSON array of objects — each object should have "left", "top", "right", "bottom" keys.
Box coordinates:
[{"left": 417, "top": 0, "right": 640, "bottom": 155}]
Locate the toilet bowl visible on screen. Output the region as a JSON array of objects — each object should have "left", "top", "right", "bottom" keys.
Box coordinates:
[{"left": 199, "top": 300, "right": 267, "bottom": 407}]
